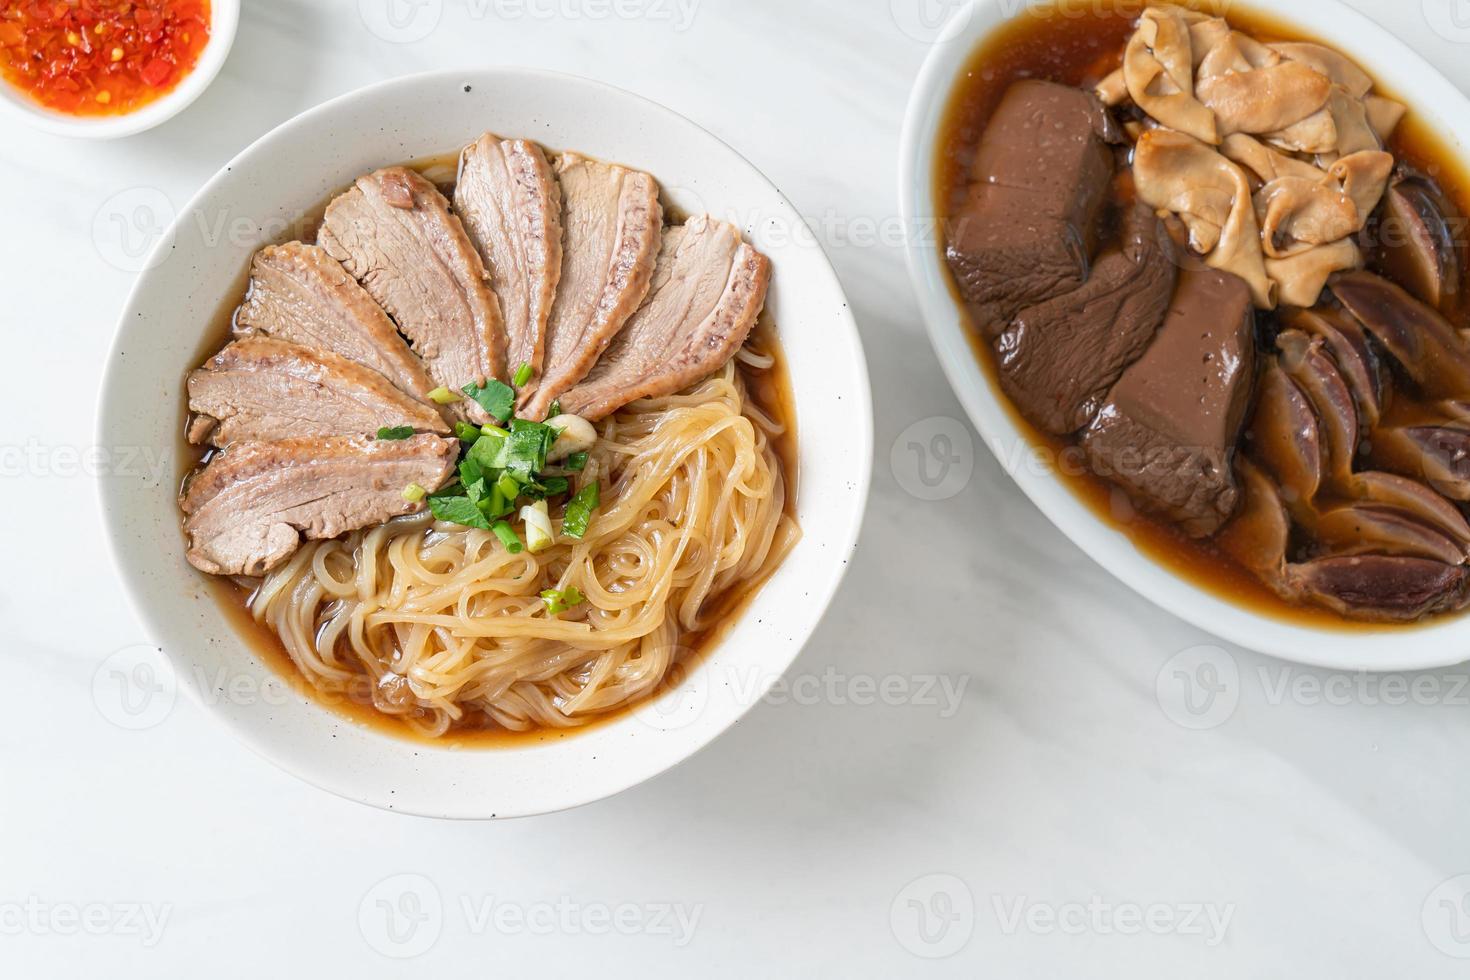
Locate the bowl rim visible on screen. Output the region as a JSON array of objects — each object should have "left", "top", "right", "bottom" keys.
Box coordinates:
[
  {"left": 0, "top": 0, "right": 239, "bottom": 140},
  {"left": 899, "top": 0, "right": 1470, "bottom": 672},
  {"left": 96, "top": 66, "right": 873, "bottom": 817}
]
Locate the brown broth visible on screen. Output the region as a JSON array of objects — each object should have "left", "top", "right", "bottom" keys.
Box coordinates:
[
  {"left": 181, "top": 151, "right": 799, "bottom": 747},
  {"left": 934, "top": 1, "right": 1470, "bottom": 630}
]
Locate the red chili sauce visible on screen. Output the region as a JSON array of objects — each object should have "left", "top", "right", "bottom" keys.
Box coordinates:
[{"left": 0, "top": 1, "right": 210, "bottom": 116}]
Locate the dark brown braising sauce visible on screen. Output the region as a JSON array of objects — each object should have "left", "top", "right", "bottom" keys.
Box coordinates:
[
  {"left": 935, "top": 1, "right": 1470, "bottom": 629},
  {"left": 183, "top": 152, "right": 799, "bottom": 747}
]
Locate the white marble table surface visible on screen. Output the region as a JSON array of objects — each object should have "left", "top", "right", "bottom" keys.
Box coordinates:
[{"left": 5, "top": 0, "right": 1470, "bottom": 975}]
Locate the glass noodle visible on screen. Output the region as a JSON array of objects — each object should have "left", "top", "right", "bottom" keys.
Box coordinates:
[{"left": 248, "top": 358, "right": 797, "bottom": 736}]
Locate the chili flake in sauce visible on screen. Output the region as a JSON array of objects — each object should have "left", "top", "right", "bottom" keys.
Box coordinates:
[{"left": 0, "top": 1, "right": 211, "bottom": 117}]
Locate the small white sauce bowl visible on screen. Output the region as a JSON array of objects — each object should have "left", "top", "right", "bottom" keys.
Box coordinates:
[{"left": 0, "top": 0, "right": 238, "bottom": 139}]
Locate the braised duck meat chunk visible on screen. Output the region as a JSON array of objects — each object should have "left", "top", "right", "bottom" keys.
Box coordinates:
[
  {"left": 945, "top": 80, "right": 1118, "bottom": 336},
  {"left": 181, "top": 434, "right": 458, "bottom": 577},
  {"left": 559, "top": 215, "right": 770, "bottom": 421},
  {"left": 234, "top": 242, "right": 437, "bottom": 405},
  {"left": 994, "top": 204, "right": 1178, "bottom": 435},
  {"left": 319, "top": 166, "right": 506, "bottom": 420},
  {"left": 1082, "top": 267, "right": 1256, "bottom": 537},
  {"left": 521, "top": 153, "right": 662, "bottom": 419},
  {"left": 454, "top": 133, "right": 563, "bottom": 386},
  {"left": 187, "top": 338, "right": 449, "bottom": 446}
]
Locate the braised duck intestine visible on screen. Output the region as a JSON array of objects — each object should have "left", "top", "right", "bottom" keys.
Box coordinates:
[{"left": 1098, "top": 4, "right": 1406, "bottom": 309}]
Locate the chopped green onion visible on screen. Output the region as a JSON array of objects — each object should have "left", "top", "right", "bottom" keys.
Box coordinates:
[
  {"left": 428, "top": 491, "right": 491, "bottom": 529},
  {"left": 454, "top": 421, "right": 482, "bottom": 442},
  {"left": 466, "top": 434, "right": 508, "bottom": 472},
  {"left": 428, "top": 386, "right": 462, "bottom": 405},
  {"left": 547, "top": 399, "right": 562, "bottom": 418},
  {"left": 377, "top": 425, "right": 415, "bottom": 440},
  {"left": 401, "top": 483, "right": 427, "bottom": 503},
  {"left": 541, "top": 585, "right": 585, "bottom": 616},
  {"left": 495, "top": 472, "right": 521, "bottom": 501},
  {"left": 521, "top": 476, "right": 570, "bottom": 499},
  {"left": 483, "top": 485, "right": 511, "bottom": 519},
  {"left": 504, "top": 419, "right": 556, "bottom": 479},
  {"left": 462, "top": 379, "right": 516, "bottom": 422},
  {"left": 512, "top": 362, "right": 533, "bottom": 387},
  {"left": 481, "top": 424, "right": 506, "bottom": 438},
  {"left": 563, "top": 452, "right": 589, "bottom": 472},
  {"left": 561, "top": 481, "right": 600, "bottom": 540},
  {"left": 521, "top": 500, "right": 555, "bottom": 553},
  {"left": 491, "top": 520, "right": 524, "bottom": 554}
]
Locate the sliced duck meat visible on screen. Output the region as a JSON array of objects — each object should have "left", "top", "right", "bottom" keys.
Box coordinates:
[
  {"left": 1277, "top": 330, "right": 1359, "bottom": 485},
  {"left": 557, "top": 215, "right": 771, "bottom": 421},
  {"left": 318, "top": 166, "right": 506, "bottom": 420},
  {"left": 1370, "top": 424, "right": 1470, "bottom": 500},
  {"left": 181, "top": 434, "right": 458, "bottom": 577},
  {"left": 1285, "top": 306, "right": 1383, "bottom": 427},
  {"left": 186, "top": 338, "right": 449, "bottom": 446},
  {"left": 522, "top": 152, "right": 662, "bottom": 419},
  {"left": 1373, "top": 177, "right": 1462, "bottom": 314},
  {"left": 994, "top": 204, "right": 1177, "bottom": 435},
  {"left": 1331, "top": 271, "right": 1470, "bottom": 398},
  {"left": 454, "top": 133, "right": 563, "bottom": 383},
  {"left": 1247, "top": 361, "right": 1324, "bottom": 505},
  {"left": 945, "top": 80, "right": 1118, "bottom": 336},
  {"left": 1280, "top": 556, "right": 1470, "bottom": 621},
  {"left": 234, "top": 242, "right": 436, "bottom": 404},
  {"left": 1082, "top": 268, "right": 1256, "bottom": 537}
]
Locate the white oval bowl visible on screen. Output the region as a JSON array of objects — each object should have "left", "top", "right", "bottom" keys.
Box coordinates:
[
  {"left": 0, "top": 0, "right": 238, "bottom": 139},
  {"left": 98, "top": 68, "right": 872, "bottom": 818},
  {"left": 900, "top": 0, "right": 1470, "bottom": 671}
]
